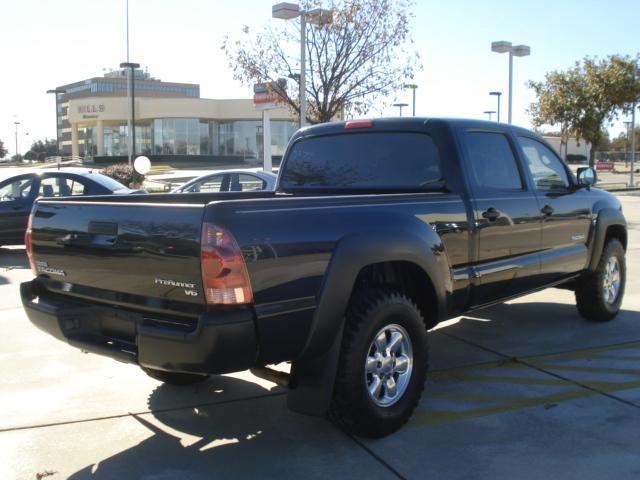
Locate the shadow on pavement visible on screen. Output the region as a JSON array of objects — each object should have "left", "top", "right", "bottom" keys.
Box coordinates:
[
  {"left": 68, "top": 375, "right": 340, "bottom": 479},
  {"left": 0, "top": 247, "right": 29, "bottom": 270},
  {"left": 66, "top": 300, "right": 639, "bottom": 479}
]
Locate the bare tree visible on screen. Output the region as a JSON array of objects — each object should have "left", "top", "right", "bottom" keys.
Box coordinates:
[{"left": 222, "top": 0, "right": 421, "bottom": 123}]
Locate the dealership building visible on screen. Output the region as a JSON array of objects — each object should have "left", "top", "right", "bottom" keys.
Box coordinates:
[{"left": 53, "top": 68, "right": 297, "bottom": 162}]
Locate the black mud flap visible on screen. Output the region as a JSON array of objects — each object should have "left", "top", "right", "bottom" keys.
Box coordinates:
[{"left": 286, "top": 323, "right": 344, "bottom": 416}]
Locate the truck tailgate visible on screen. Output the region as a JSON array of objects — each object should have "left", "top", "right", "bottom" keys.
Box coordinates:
[{"left": 30, "top": 200, "right": 206, "bottom": 315}]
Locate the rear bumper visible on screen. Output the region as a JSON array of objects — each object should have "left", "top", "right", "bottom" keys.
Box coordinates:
[{"left": 21, "top": 280, "right": 257, "bottom": 375}]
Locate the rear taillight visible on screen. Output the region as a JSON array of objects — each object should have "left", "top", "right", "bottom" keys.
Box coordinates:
[
  {"left": 201, "top": 223, "right": 253, "bottom": 305},
  {"left": 25, "top": 212, "right": 37, "bottom": 276}
]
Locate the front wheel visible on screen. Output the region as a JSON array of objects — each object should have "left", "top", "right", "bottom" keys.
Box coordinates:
[
  {"left": 328, "top": 289, "right": 429, "bottom": 438},
  {"left": 575, "top": 239, "right": 626, "bottom": 322},
  {"left": 141, "top": 367, "right": 210, "bottom": 386}
]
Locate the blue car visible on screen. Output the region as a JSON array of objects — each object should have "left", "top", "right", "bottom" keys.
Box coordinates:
[{"left": 0, "top": 168, "right": 143, "bottom": 246}]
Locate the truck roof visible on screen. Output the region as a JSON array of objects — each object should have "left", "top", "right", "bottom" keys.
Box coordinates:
[{"left": 294, "top": 117, "right": 535, "bottom": 137}]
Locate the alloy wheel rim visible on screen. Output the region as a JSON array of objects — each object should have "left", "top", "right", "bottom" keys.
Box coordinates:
[
  {"left": 364, "top": 324, "right": 413, "bottom": 407},
  {"left": 603, "top": 256, "right": 621, "bottom": 304}
]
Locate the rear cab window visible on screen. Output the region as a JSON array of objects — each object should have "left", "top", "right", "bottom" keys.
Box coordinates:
[{"left": 280, "top": 132, "right": 442, "bottom": 192}]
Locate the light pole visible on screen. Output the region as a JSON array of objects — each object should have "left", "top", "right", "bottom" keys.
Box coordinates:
[
  {"left": 393, "top": 103, "right": 408, "bottom": 117},
  {"left": 404, "top": 84, "right": 418, "bottom": 116},
  {"left": 491, "top": 41, "right": 530, "bottom": 124},
  {"left": 489, "top": 91, "right": 502, "bottom": 123},
  {"left": 630, "top": 65, "right": 638, "bottom": 187},
  {"left": 272, "top": 3, "right": 333, "bottom": 128},
  {"left": 120, "top": 61, "right": 140, "bottom": 164},
  {"left": 624, "top": 120, "right": 632, "bottom": 167},
  {"left": 46, "top": 88, "right": 66, "bottom": 155},
  {"left": 484, "top": 110, "right": 496, "bottom": 121},
  {"left": 14, "top": 121, "right": 20, "bottom": 159}
]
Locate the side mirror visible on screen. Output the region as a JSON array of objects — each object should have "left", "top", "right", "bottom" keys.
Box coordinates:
[{"left": 577, "top": 167, "right": 597, "bottom": 189}]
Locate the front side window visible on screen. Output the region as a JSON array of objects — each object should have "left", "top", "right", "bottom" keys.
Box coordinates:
[
  {"left": 464, "top": 131, "right": 523, "bottom": 191},
  {"left": 280, "top": 132, "right": 442, "bottom": 191},
  {"left": 518, "top": 137, "right": 570, "bottom": 191},
  {"left": 0, "top": 177, "right": 34, "bottom": 201}
]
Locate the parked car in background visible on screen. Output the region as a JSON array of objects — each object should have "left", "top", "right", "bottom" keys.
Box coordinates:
[
  {"left": 0, "top": 168, "right": 144, "bottom": 246},
  {"left": 170, "top": 169, "right": 277, "bottom": 193}
]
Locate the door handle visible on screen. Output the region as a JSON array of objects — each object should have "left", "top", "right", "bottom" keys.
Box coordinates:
[
  {"left": 541, "top": 204, "right": 554, "bottom": 216},
  {"left": 482, "top": 207, "right": 500, "bottom": 221}
]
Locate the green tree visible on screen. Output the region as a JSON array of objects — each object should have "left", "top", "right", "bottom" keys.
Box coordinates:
[
  {"left": 610, "top": 127, "right": 640, "bottom": 152},
  {"left": 0, "top": 139, "right": 7, "bottom": 159},
  {"left": 24, "top": 150, "right": 38, "bottom": 161},
  {"left": 528, "top": 55, "right": 640, "bottom": 166},
  {"left": 222, "top": 0, "right": 421, "bottom": 124},
  {"left": 27, "top": 139, "right": 58, "bottom": 161}
]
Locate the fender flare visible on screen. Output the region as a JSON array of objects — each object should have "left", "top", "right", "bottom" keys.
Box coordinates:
[
  {"left": 287, "top": 228, "right": 450, "bottom": 415},
  {"left": 587, "top": 208, "right": 627, "bottom": 271}
]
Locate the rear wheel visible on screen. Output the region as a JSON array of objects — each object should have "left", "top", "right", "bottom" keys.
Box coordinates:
[
  {"left": 328, "top": 289, "right": 429, "bottom": 438},
  {"left": 575, "top": 239, "right": 625, "bottom": 322},
  {"left": 142, "top": 367, "right": 209, "bottom": 386}
]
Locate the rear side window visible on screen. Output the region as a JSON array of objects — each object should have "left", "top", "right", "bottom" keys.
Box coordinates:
[
  {"left": 465, "top": 132, "right": 523, "bottom": 191},
  {"left": 238, "top": 174, "right": 266, "bottom": 191},
  {"left": 280, "top": 132, "right": 442, "bottom": 190},
  {"left": 69, "top": 179, "right": 87, "bottom": 195},
  {"left": 89, "top": 173, "right": 128, "bottom": 192},
  {"left": 188, "top": 174, "right": 225, "bottom": 193}
]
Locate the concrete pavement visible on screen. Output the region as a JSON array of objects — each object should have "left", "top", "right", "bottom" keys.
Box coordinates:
[{"left": 1, "top": 194, "right": 639, "bottom": 479}]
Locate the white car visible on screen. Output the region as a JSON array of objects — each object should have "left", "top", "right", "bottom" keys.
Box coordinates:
[{"left": 170, "top": 169, "right": 277, "bottom": 193}]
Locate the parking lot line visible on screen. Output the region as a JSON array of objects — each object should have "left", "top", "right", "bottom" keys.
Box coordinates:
[
  {"left": 591, "top": 354, "right": 640, "bottom": 361},
  {"left": 408, "top": 341, "right": 640, "bottom": 429},
  {"left": 410, "top": 389, "right": 594, "bottom": 427},
  {"left": 521, "top": 364, "right": 640, "bottom": 376},
  {"left": 0, "top": 390, "right": 287, "bottom": 434}
]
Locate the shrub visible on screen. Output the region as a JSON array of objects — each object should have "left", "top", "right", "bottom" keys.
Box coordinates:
[{"left": 101, "top": 163, "right": 145, "bottom": 187}]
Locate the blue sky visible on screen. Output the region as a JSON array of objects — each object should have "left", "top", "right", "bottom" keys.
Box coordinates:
[{"left": 1, "top": 0, "right": 638, "bottom": 155}]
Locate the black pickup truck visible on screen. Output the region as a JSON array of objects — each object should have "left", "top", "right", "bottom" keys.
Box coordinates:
[{"left": 22, "top": 118, "right": 627, "bottom": 438}]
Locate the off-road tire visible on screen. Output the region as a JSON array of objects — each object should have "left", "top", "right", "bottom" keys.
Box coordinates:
[
  {"left": 142, "top": 367, "right": 209, "bottom": 386},
  {"left": 328, "top": 289, "right": 429, "bottom": 438},
  {"left": 575, "top": 239, "right": 625, "bottom": 322}
]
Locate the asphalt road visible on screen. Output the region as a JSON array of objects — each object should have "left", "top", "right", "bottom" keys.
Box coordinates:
[{"left": 1, "top": 194, "right": 639, "bottom": 480}]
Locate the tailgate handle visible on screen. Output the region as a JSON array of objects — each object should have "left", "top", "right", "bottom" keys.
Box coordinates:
[{"left": 89, "top": 221, "right": 118, "bottom": 235}]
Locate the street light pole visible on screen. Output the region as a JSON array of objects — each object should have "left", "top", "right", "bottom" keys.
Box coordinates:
[
  {"left": 299, "top": 13, "right": 306, "bottom": 127},
  {"left": 484, "top": 111, "right": 496, "bottom": 121},
  {"left": 404, "top": 84, "right": 418, "bottom": 116},
  {"left": 120, "top": 62, "right": 140, "bottom": 164},
  {"left": 490, "top": 91, "right": 502, "bottom": 123},
  {"left": 631, "top": 65, "right": 638, "bottom": 187},
  {"left": 272, "top": 3, "right": 333, "bottom": 128},
  {"left": 14, "top": 121, "right": 20, "bottom": 158},
  {"left": 491, "top": 41, "right": 530, "bottom": 125},
  {"left": 46, "top": 88, "right": 66, "bottom": 155},
  {"left": 508, "top": 51, "right": 513, "bottom": 124},
  {"left": 393, "top": 103, "right": 408, "bottom": 117}
]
